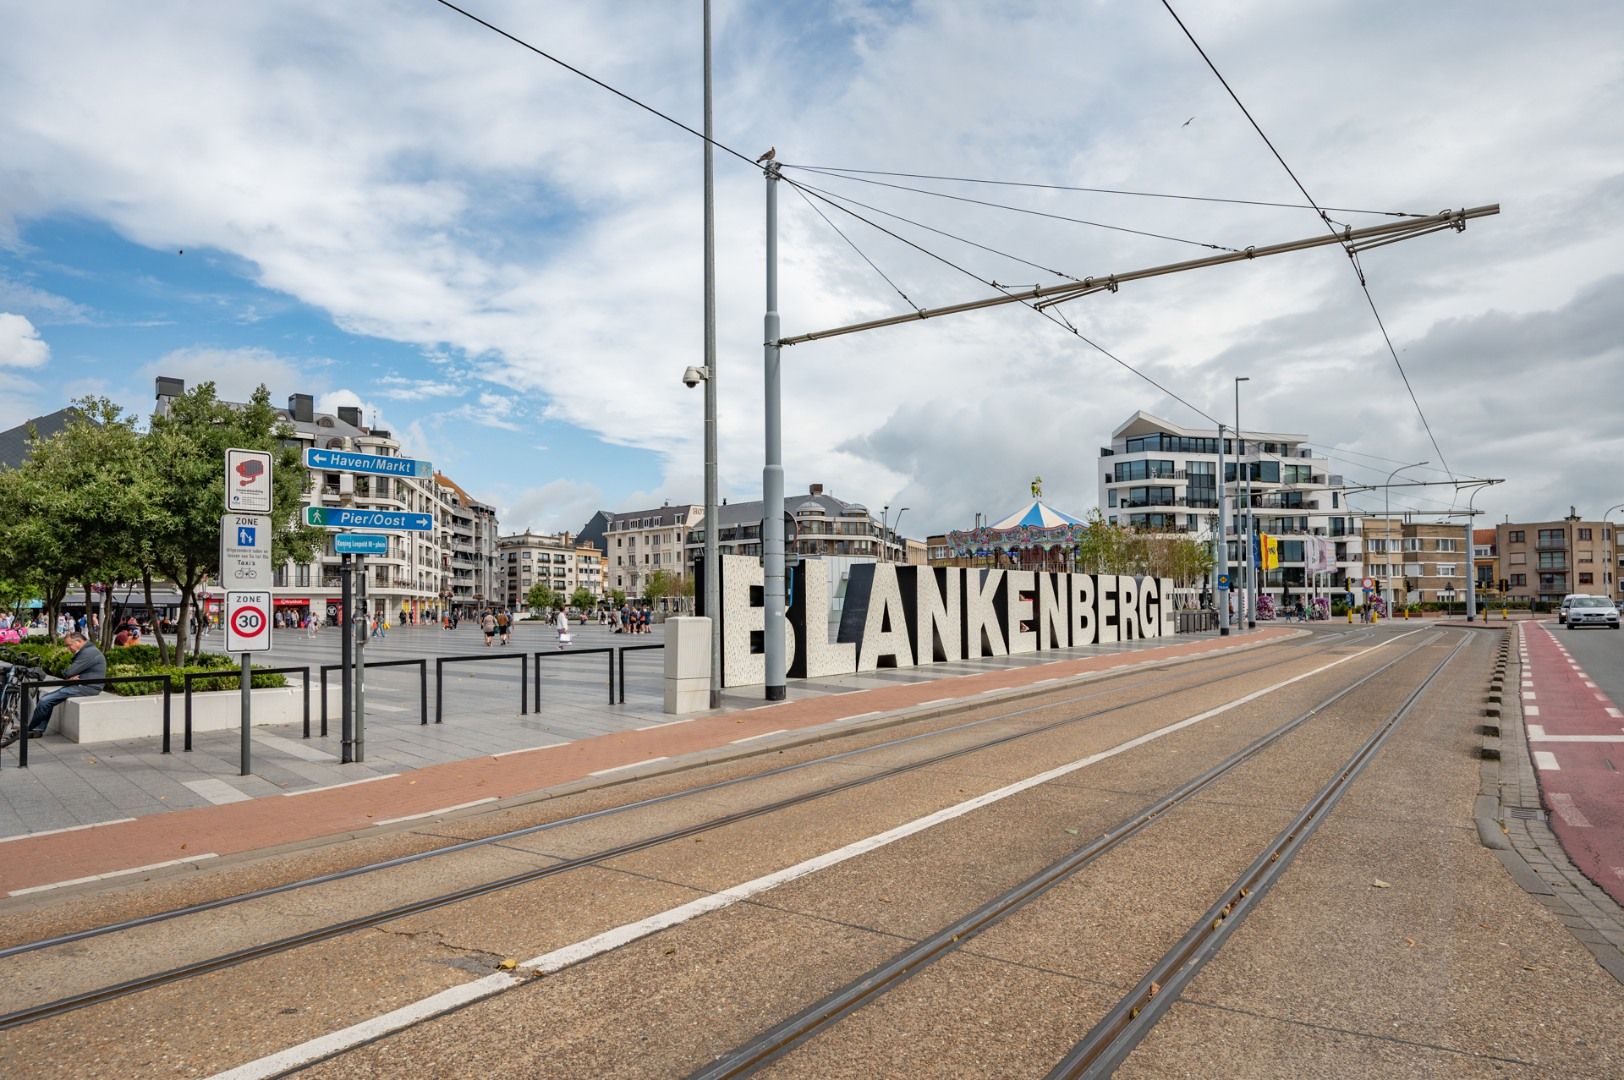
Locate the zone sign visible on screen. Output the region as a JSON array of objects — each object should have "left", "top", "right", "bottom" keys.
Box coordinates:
[{"left": 225, "top": 591, "right": 273, "bottom": 653}]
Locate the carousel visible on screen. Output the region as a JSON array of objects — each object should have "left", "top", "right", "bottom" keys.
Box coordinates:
[{"left": 946, "top": 479, "right": 1088, "bottom": 572}]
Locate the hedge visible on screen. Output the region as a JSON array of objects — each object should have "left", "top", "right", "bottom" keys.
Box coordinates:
[{"left": 0, "top": 642, "right": 286, "bottom": 696}]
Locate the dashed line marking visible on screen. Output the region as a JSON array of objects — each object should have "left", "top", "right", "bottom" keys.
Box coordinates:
[
  {"left": 589, "top": 756, "right": 669, "bottom": 777},
  {"left": 1524, "top": 706, "right": 1540, "bottom": 716},
  {"left": 0, "top": 818, "right": 137, "bottom": 844},
  {"left": 491, "top": 743, "right": 564, "bottom": 758},
  {"left": 10, "top": 854, "right": 219, "bottom": 896},
  {"left": 1523, "top": 691, "right": 1537, "bottom": 701},
  {"left": 1548, "top": 793, "right": 1593, "bottom": 828},
  {"left": 1533, "top": 751, "right": 1561, "bottom": 771},
  {"left": 731, "top": 729, "right": 788, "bottom": 745},
  {"left": 282, "top": 774, "right": 397, "bottom": 797},
  {"left": 374, "top": 797, "right": 496, "bottom": 826}
]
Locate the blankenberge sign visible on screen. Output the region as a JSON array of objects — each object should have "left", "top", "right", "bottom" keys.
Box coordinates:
[{"left": 712, "top": 555, "right": 1178, "bottom": 689}]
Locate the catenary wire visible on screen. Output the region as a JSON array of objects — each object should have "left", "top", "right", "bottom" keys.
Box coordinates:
[
  {"left": 780, "top": 175, "right": 1220, "bottom": 425},
  {"left": 784, "top": 166, "right": 1242, "bottom": 253},
  {"left": 788, "top": 181, "right": 921, "bottom": 312},
  {"left": 779, "top": 163, "right": 1429, "bottom": 218},
  {"left": 430, "top": 0, "right": 762, "bottom": 171},
  {"left": 1159, "top": 0, "right": 1455, "bottom": 480}
]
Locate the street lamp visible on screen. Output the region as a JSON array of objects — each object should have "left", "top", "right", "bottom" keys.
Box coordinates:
[
  {"left": 1602, "top": 503, "right": 1624, "bottom": 604},
  {"left": 681, "top": 363, "right": 721, "bottom": 708},
  {"left": 883, "top": 506, "right": 910, "bottom": 563},
  {"left": 1382, "top": 460, "right": 1428, "bottom": 612},
  {"left": 1234, "top": 377, "right": 1252, "bottom": 629}
]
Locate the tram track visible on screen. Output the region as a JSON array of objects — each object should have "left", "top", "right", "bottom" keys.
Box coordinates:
[
  {"left": 0, "top": 630, "right": 1381, "bottom": 1035},
  {"left": 686, "top": 629, "right": 1457, "bottom": 1080},
  {"left": 0, "top": 630, "right": 1358, "bottom": 963}
]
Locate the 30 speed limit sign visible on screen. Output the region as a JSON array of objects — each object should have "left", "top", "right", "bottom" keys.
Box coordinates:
[{"left": 225, "top": 591, "right": 273, "bottom": 653}]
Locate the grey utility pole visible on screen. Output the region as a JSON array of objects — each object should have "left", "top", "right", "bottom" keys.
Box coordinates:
[
  {"left": 1217, "top": 423, "right": 1229, "bottom": 636},
  {"left": 1235, "top": 377, "right": 1252, "bottom": 629},
  {"left": 702, "top": 0, "right": 721, "bottom": 708},
  {"left": 762, "top": 163, "right": 786, "bottom": 701}
]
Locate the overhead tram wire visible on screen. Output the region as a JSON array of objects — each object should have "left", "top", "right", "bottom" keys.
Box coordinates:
[
  {"left": 778, "top": 174, "right": 1222, "bottom": 426},
  {"left": 779, "top": 163, "right": 1430, "bottom": 219},
  {"left": 429, "top": 0, "right": 762, "bottom": 171},
  {"left": 787, "top": 182, "right": 922, "bottom": 313},
  {"left": 1159, "top": 0, "right": 1457, "bottom": 480},
  {"left": 783, "top": 166, "right": 1244, "bottom": 253}
]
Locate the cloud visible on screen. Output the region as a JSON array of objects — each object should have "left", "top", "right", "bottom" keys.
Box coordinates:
[
  {"left": 0, "top": 312, "right": 50, "bottom": 368},
  {"left": 502, "top": 478, "right": 605, "bottom": 535},
  {"left": 376, "top": 374, "right": 465, "bottom": 401},
  {"left": 142, "top": 346, "right": 312, "bottom": 405},
  {"left": 0, "top": 276, "right": 90, "bottom": 324}
]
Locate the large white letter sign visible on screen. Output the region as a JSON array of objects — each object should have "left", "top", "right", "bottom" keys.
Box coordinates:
[
  {"left": 1096, "top": 573, "right": 1119, "bottom": 645},
  {"left": 856, "top": 564, "right": 914, "bottom": 672},
  {"left": 789, "top": 559, "right": 856, "bottom": 678},
  {"left": 1136, "top": 576, "right": 1159, "bottom": 639},
  {"left": 1004, "top": 570, "right": 1037, "bottom": 655},
  {"left": 720, "top": 554, "right": 764, "bottom": 687},
  {"left": 908, "top": 568, "right": 962, "bottom": 664},
  {"left": 1070, "top": 573, "right": 1097, "bottom": 646},
  {"left": 1118, "top": 575, "right": 1140, "bottom": 640},
  {"left": 1160, "top": 577, "right": 1177, "bottom": 637},
  {"left": 964, "top": 569, "right": 1008, "bottom": 658},
  {"left": 1036, "top": 572, "right": 1069, "bottom": 650}
]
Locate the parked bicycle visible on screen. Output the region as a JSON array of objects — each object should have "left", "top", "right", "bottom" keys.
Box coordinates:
[{"left": 0, "top": 661, "right": 46, "bottom": 749}]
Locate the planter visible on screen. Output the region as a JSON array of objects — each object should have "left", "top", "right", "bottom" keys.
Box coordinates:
[{"left": 58, "top": 685, "right": 341, "bottom": 745}]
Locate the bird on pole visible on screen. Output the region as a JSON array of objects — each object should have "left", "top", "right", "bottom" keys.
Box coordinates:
[{"left": 756, "top": 146, "right": 776, "bottom": 164}]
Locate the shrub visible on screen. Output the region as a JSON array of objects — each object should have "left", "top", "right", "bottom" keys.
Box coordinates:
[{"left": 0, "top": 642, "right": 285, "bottom": 695}]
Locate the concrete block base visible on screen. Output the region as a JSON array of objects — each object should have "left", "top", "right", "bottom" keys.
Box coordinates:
[
  {"left": 664, "top": 616, "right": 711, "bottom": 715},
  {"left": 61, "top": 685, "right": 341, "bottom": 744}
]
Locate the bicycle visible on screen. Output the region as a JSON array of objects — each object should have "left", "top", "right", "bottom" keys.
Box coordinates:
[{"left": 0, "top": 662, "right": 45, "bottom": 748}]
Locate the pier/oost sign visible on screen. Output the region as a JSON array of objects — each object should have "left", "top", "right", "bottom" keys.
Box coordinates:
[{"left": 305, "top": 506, "right": 434, "bottom": 532}]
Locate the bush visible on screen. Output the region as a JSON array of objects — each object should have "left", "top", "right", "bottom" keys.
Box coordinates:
[{"left": 0, "top": 642, "right": 285, "bottom": 695}]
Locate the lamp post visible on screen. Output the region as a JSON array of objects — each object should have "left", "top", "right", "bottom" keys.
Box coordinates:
[
  {"left": 1464, "top": 485, "right": 1485, "bottom": 622},
  {"left": 1234, "top": 377, "right": 1252, "bottom": 629},
  {"left": 1217, "top": 423, "right": 1229, "bottom": 636},
  {"left": 1382, "top": 460, "right": 1428, "bottom": 611},
  {"left": 1603, "top": 503, "right": 1624, "bottom": 605},
  {"left": 881, "top": 504, "right": 888, "bottom": 563},
  {"left": 682, "top": 363, "right": 720, "bottom": 706},
  {"left": 883, "top": 506, "right": 909, "bottom": 563}
]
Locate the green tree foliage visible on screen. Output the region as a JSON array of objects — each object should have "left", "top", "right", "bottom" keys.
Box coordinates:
[
  {"left": 610, "top": 588, "right": 627, "bottom": 607},
  {"left": 570, "top": 586, "right": 595, "bottom": 611},
  {"left": 145, "top": 383, "right": 322, "bottom": 659},
  {"left": 643, "top": 569, "right": 676, "bottom": 606},
  {"left": 525, "top": 583, "right": 558, "bottom": 612}
]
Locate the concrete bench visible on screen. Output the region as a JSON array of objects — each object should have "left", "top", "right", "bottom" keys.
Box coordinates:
[{"left": 59, "top": 685, "right": 341, "bottom": 744}]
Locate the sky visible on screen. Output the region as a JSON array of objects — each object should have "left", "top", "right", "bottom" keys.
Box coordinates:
[{"left": 1, "top": 0, "right": 1620, "bottom": 538}]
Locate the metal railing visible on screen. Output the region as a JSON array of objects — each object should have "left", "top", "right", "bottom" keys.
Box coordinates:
[
  {"left": 532, "top": 647, "right": 615, "bottom": 708},
  {"left": 616, "top": 643, "right": 665, "bottom": 704},
  {"left": 10, "top": 673, "right": 174, "bottom": 769},
  {"left": 435, "top": 653, "right": 528, "bottom": 724},
  {"left": 321, "top": 658, "right": 428, "bottom": 732},
  {"left": 184, "top": 666, "right": 310, "bottom": 752}
]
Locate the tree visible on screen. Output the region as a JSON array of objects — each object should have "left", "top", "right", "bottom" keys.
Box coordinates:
[
  {"left": 526, "top": 583, "right": 558, "bottom": 612},
  {"left": 570, "top": 586, "right": 594, "bottom": 611},
  {"left": 145, "top": 383, "right": 322, "bottom": 660},
  {"left": 644, "top": 569, "right": 675, "bottom": 607},
  {"left": 610, "top": 588, "right": 626, "bottom": 607}
]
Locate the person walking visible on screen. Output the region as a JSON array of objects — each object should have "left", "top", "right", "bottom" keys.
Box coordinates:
[
  {"left": 481, "top": 609, "right": 497, "bottom": 646},
  {"left": 497, "top": 608, "right": 512, "bottom": 645},
  {"left": 3, "top": 631, "right": 104, "bottom": 746},
  {"left": 555, "top": 607, "right": 571, "bottom": 650}
]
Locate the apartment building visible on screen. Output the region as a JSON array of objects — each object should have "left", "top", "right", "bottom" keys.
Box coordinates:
[
  {"left": 495, "top": 531, "right": 605, "bottom": 609},
  {"left": 684, "top": 484, "right": 906, "bottom": 565},
  {"left": 605, "top": 504, "right": 703, "bottom": 601},
  {"left": 154, "top": 377, "right": 499, "bottom": 626},
  {"left": 1097, "top": 412, "right": 1364, "bottom": 601},
  {"left": 1496, "top": 512, "right": 1617, "bottom": 605},
  {"left": 1361, "top": 518, "right": 1469, "bottom": 607},
  {"left": 1473, "top": 528, "right": 1498, "bottom": 593}
]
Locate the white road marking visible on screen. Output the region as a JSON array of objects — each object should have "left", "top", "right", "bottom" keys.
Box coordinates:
[
  {"left": 206, "top": 635, "right": 1410, "bottom": 1080},
  {"left": 491, "top": 743, "right": 564, "bottom": 758},
  {"left": 183, "top": 778, "right": 252, "bottom": 805},
  {"left": 374, "top": 797, "right": 496, "bottom": 826},
  {"left": 1523, "top": 692, "right": 1537, "bottom": 701},
  {"left": 589, "top": 756, "right": 669, "bottom": 777},
  {"left": 1608, "top": 708, "right": 1623, "bottom": 719},
  {"left": 916, "top": 698, "right": 953, "bottom": 708},
  {"left": 634, "top": 718, "right": 699, "bottom": 731},
  {"left": 731, "top": 729, "right": 788, "bottom": 745},
  {"left": 1525, "top": 734, "right": 1624, "bottom": 743},
  {"left": 1548, "top": 793, "right": 1593, "bottom": 828},
  {"left": 254, "top": 732, "right": 339, "bottom": 762},
  {"left": 1598, "top": 694, "right": 1611, "bottom": 702},
  {"left": 1527, "top": 724, "right": 1546, "bottom": 739},
  {"left": 0, "top": 817, "right": 136, "bottom": 844},
  {"left": 1584, "top": 680, "right": 1598, "bottom": 688},
  {"left": 836, "top": 711, "right": 882, "bottom": 724},
  {"left": 282, "top": 774, "right": 397, "bottom": 797},
  {"left": 1533, "top": 751, "right": 1561, "bottom": 771},
  {"left": 10, "top": 853, "right": 219, "bottom": 896},
  {"left": 1524, "top": 706, "right": 1540, "bottom": 716}
]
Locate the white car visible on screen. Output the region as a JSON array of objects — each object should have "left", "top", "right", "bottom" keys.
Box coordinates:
[{"left": 1566, "top": 595, "right": 1620, "bottom": 630}]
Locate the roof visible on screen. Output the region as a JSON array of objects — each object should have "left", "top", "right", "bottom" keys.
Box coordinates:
[
  {"left": 702, "top": 491, "right": 874, "bottom": 531},
  {"left": 988, "top": 500, "right": 1084, "bottom": 530},
  {"left": 1110, "top": 409, "right": 1306, "bottom": 444}
]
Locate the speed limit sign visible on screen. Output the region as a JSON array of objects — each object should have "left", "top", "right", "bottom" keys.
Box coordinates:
[{"left": 226, "top": 591, "right": 273, "bottom": 653}]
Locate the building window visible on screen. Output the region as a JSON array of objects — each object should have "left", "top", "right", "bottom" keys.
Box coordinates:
[
  {"left": 1511, "top": 573, "right": 1526, "bottom": 586},
  {"left": 1437, "top": 564, "right": 1456, "bottom": 578},
  {"left": 1436, "top": 539, "right": 1458, "bottom": 552},
  {"left": 1538, "top": 528, "right": 1564, "bottom": 546},
  {"left": 1579, "top": 528, "right": 1593, "bottom": 541},
  {"left": 1507, "top": 530, "right": 1525, "bottom": 543},
  {"left": 1579, "top": 572, "right": 1594, "bottom": 585}
]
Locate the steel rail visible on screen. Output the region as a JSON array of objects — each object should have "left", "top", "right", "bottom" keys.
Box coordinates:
[
  {"left": 0, "top": 631, "right": 1354, "bottom": 964},
  {"left": 0, "top": 633, "right": 1378, "bottom": 1030},
  {"left": 1050, "top": 631, "right": 1473, "bottom": 1079},
  {"left": 686, "top": 630, "right": 1446, "bottom": 1080}
]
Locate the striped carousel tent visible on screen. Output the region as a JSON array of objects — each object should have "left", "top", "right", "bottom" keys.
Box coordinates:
[{"left": 947, "top": 488, "right": 1089, "bottom": 571}]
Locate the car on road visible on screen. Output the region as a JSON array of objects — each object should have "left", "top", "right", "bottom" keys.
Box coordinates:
[
  {"left": 1566, "top": 595, "right": 1620, "bottom": 629},
  {"left": 1559, "top": 594, "right": 1580, "bottom": 623}
]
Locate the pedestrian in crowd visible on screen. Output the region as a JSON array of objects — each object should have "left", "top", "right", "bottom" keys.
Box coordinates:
[
  {"left": 113, "top": 622, "right": 138, "bottom": 647},
  {"left": 3, "top": 630, "right": 104, "bottom": 747},
  {"left": 555, "top": 607, "right": 571, "bottom": 650},
  {"left": 497, "top": 608, "right": 511, "bottom": 645},
  {"left": 481, "top": 609, "right": 497, "bottom": 647}
]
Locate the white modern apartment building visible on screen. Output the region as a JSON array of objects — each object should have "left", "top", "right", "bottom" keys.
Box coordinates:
[
  {"left": 1098, "top": 411, "right": 1364, "bottom": 601},
  {"left": 154, "top": 377, "right": 500, "bottom": 626},
  {"left": 496, "top": 531, "right": 606, "bottom": 609}
]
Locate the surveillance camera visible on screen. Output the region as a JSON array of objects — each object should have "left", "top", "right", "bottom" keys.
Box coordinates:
[{"left": 682, "top": 365, "right": 709, "bottom": 388}]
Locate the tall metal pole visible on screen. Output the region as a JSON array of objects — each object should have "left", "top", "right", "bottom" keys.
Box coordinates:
[
  {"left": 893, "top": 507, "right": 909, "bottom": 564},
  {"left": 340, "top": 553, "right": 353, "bottom": 763},
  {"left": 763, "top": 163, "right": 786, "bottom": 701},
  {"left": 1217, "top": 423, "right": 1229, "bottom": 636},
  {"left": 1464, "top": 487, "right": 1481, "bottom": 622},
  {"left": 1235, "top": 377, "right": 1252, "bottom": 629},
  {"left": 1382, "top": 460, "right": 1428, "bottom": 612},
  {"left": 702, "top": 0, "right": 721, "bottom": 708},
  {"left": 355, "top": 558, "right": 367, "bottom": 762}
]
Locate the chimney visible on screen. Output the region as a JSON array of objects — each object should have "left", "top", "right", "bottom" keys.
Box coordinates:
[
  {"left": 288, "top": 393, "right": 314, "bottom": 423},
  {"left": 809, "top": 483, "right": 824, "bottom": 496},
  {"left": 155, "top": 375, "right": 184, "bottom": 400},
  {"left": 337, "top": 405, "right": 362, "bottom": 428}
]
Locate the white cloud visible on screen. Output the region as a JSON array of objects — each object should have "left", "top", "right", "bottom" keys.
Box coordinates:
[
  {"left": 502, "top": 478, "right": 605, "bottom": 535},
  {"left": 1, "top": 2, "right": 1620, "bottom": 529},
  {"left": 0, "top": 312, "right": 50, "bottom": 368},
  {"left": 142, "top": 346, "right": 311, "bottom": 405}
]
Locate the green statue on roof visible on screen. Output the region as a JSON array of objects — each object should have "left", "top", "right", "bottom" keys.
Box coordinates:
[{"left": 1031, "top": 475, "right": 1043, "bottom": 499}]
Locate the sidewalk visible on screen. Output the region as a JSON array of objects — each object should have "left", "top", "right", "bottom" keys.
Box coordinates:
[{"left": 0, "top": 626, "right": 1297, "bottom": 896}]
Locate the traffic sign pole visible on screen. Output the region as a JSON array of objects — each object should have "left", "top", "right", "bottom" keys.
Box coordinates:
[
  {"left": 341, "top": 554, "right": 353, "bottom": 764},
  {"left": 241, "top": 654, "right": 252, "bottom": 777}
]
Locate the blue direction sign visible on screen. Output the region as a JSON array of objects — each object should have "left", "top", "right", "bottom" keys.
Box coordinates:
[
  {"left": 333, "top": 532, "right": 390, "bottom": 555},
  {"left": 1216, "top": 574, "right": 1231, "bottom": 591},
  {"left": 303, "top": 447, "right": 432, "bottom": 478},
  {"left": 306, "top": 507, "right": 434, "bottom": 531}
]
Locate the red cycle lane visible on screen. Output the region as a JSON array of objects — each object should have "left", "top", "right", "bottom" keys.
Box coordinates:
[{"left": 1521, "top": 621, "right": 1624, "bottom": 906}]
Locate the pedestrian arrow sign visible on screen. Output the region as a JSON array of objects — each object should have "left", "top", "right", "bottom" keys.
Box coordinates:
[
  {"left": 306, "top": 506, "right": 434, "bottom": 531},
  {"left": 304, "top": 447, "right": 432, "bottom": 478}
]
